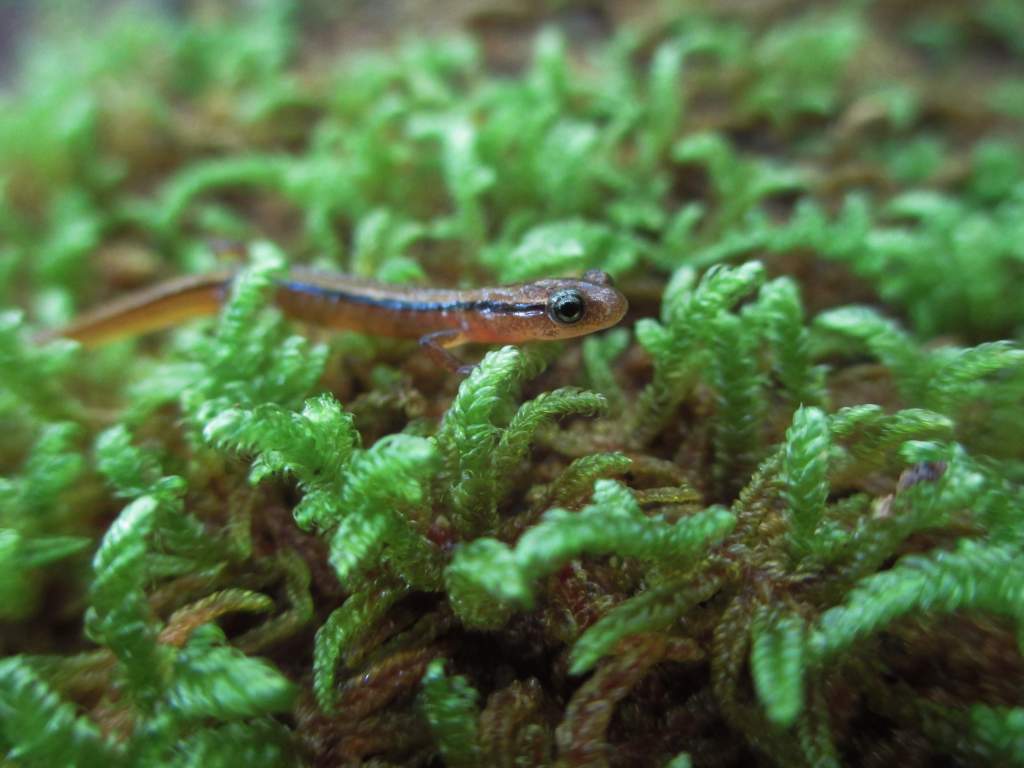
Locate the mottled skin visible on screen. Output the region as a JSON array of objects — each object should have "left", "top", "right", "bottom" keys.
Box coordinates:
[{"left": 45, "top": 267, "right": 628, "bottom": 371}]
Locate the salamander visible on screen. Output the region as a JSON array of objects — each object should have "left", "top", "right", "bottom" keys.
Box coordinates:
[{"left": 42, "top": 267, "right": 629, "bottom": 372}]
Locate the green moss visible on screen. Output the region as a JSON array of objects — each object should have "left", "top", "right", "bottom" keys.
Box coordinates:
[{"left": 2, "top": 1, "right": 1024, "bottom": 765}]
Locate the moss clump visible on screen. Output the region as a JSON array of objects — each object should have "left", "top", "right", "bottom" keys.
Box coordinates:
[{"left": 2, "top": 1, "right": 1024, "bottom": 765}]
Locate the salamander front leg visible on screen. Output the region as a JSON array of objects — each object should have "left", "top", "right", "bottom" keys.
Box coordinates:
[{"left": 419, "top": 330, "right": 474, "bottom": 376}]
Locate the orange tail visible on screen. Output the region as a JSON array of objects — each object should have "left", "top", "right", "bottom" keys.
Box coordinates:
[{"left": 36, "top": 272, "right": 233, "bottom": 347}]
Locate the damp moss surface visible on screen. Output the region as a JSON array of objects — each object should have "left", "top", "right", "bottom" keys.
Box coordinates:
[{"left": 2, "top": 2, "right": 1024, "bottom": 766}]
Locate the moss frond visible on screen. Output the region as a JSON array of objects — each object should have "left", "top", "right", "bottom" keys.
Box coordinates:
[
  {"left": 818, "top": 308, "right": 1024, "bottom": 431},
  {"left": 0, "top": 529, "right": 89, "bottom": 622},
  {"left": 165, "top": 626, "right": 295, "bottom": 721},
  {"left": 811, "top": 539, "right": 1024, "bottom": 665},
  {"left": 664, "top": 754, "right": 693, "bottom": 768},
  {"left": 582, "top": 328, "right": 630, "bottom": 410},
  {"left": 208, "top": 390, "right": 439, "bottom": 588},
  {"left": 159, "top": 589, "right": 274, "bottom": 648},
  {"left": 444, "top": 539, "right": 520, "bottom": 630},
  {"left": 83, "top": 495, "right": 168, "bottom": 709},
  {"left": 419, "top": 659, "right": 482, "bottom": 768},
  {"left": 794, "top": 680, "right": 841, "bottom": 768},
  {"left": 557, "top": 635, "right": 669, "bottom": 762},
  {"left": 489, "top": 220, "right": 640, "bottom": 284},
  {"left": 830, "top": 406, "right": 954, "bottom": 464},
  {"left": 814, "top": 306, "right": 927, "bottom": 401},
  {"left": 828, "top": 443, "right": 984, "bottom": 586},
  {"left": 569, "top": 576, "right": 722, "bottom": 675},
  {"left": 1, "top": 421, "right": 84, "bottom": 524},
  {"left": 750, "top": 608, "right": 806, "bottom": 727},
  {"left": 329, "top": 434, "right": 439, "bottom": 589},
  {"left": 436, "top": 117, "right": 494, "bottom": 249},
  {"left": 707, "top": 311, "right": 764, "bottom": 498},
  {"left": 0, "top": 657, "right": 123, "bottom": 768},
  {"left": 183, "top": 242, "right": 326, "bottom": 422},
  {"left": 672, "top": 133, "right": 805, "bottom": 234},
  {"left": 445, "top": 480, "right": 734, "bottom": 627},
  {"left": 546, "top": 452, "right": 633, "bottom": 508},
  {"left": 492, "top": 387, "right": 607, "bottom": 496},
  {"left": 435, "top": 346, "right": 608, "bottom": 539},
  {"left": 644, "top": 39, "right": 686, "bottom": 163},
  {"left": 94, "top": 425, "right": 216, "bottom": 562},
  {"left": 435, "top": 346, "right": 537, "bottom": 536},
  {"left": 514, "top": 481, "right": 733, "bottom": 591},
  {"left": 350, "top": 208, "right": 428, "bottom": 281},
  {"left": 234, "top": 550, "right": 314, "bottom": 652},
  {"left": 95, "top": 424, "right": 166, "bottom": 499},
  {"left": 0, "top": 311, "right": 80, "bottom": 421},
  {"left": 313, "top": 580, "right": 408, "bottom": 713},
  {"left": 969, "top": 705, "right": 1024, "bottom": 766},
  {"left": 0, "top": 424, "right": 86, "bottom": 619},
  {"left": 166, "top": 719, "right": 298, "bottom": 768},
  {"left": 783, "top": 406, "right": 832, "bottom": 562},
  {"left": 753, "top": 277, "right": 826, "bottom": 409},
  {"left": 632, "top": 261, "right": 766, "bottom": 444},
  {"left": 204, "top": 393, "right": 359, "bottom": 495},
  {"left": 743, "top": 9, "right": 862, "bottom": 126}
]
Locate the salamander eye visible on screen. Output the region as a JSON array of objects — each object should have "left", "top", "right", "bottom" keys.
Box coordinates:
[{"left": 549, "top": 289, "right": 585, "bottom": 324}]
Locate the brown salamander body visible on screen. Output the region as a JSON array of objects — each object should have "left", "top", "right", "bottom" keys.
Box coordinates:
[{"left": 46, "top": 268, "right": 628, "bottom": 371}]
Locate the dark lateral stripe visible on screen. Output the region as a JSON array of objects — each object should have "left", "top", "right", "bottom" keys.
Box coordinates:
[{"left": 275, "top": 280, "right": 546, "bottom": 315}]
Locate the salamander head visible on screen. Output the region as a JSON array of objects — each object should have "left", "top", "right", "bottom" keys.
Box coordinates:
[
  {"left": 478, "top": 269, "right": 627, "bottom": 343},
  {"left": 466, "top": 270, "right": 628, "bottom": 344},
  {"left": 540, "top": 269, "right": 628, "bottom": 339}
]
